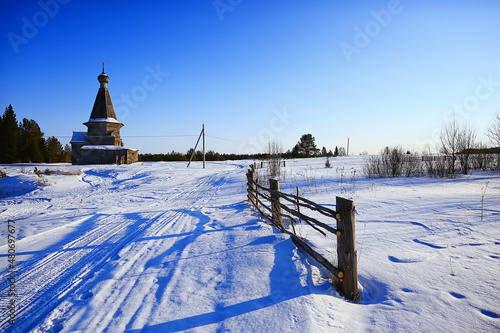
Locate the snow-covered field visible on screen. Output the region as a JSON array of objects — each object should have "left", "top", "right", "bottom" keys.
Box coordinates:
[{"left": 0, "top": 157, "right": 499, "bottom": 332}]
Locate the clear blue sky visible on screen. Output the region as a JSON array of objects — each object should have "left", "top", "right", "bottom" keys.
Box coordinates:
[{"left": 1, "top": 0, "right": 500, "bottom": 154}]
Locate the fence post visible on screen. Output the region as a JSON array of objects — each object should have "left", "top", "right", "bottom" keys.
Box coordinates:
[
  {"left": 247, "top": 168, "right": 255, "bottom": 206},
  {"left": 253, "top": 166, "right": 259, "bottom": 209},
  {"left": 269, "top": 178, "right": 282, "bottom": 227},
  {"left": 336, "top": 196, "right": 359, "bottom": 301}
]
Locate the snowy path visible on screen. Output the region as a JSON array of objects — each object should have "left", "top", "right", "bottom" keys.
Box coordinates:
[{"left": 0, "top": 163, "right": 247, "bottom": 331}]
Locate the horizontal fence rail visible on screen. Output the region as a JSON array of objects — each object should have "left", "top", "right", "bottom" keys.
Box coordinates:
[{"left": 246, "top": 166, "right": 359, "bottom": 301}]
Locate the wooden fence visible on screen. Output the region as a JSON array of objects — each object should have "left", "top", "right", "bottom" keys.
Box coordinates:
[
  {"left": 246, "top": 166, "right": 360, "bottom": 301},
  {"left": 252, "top": 160, "right": 286, "bottom": 169}
]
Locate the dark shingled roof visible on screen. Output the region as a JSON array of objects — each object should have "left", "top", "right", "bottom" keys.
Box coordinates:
[
  {"left": 70, "top": 131, "right": 86, "bottom": 143},
  {"left": 89, "top": 73, "right": 118, "bottom": 120}
]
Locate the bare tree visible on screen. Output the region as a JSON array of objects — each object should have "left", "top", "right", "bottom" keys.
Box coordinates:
[
  {"left": 440, "top": 117, "right": 460, "bottom": 176},
  {"left": 486, "top": 111, "right": 500, "bottom": 148},
  {"left": 422, "top": 146, "right": 447, "bottom": 177},
  {"left": 457, "top": 123, "right": 477, "bottom": 175},
  {"left": 402, "top": 150, "right": 423, "bottom": 177},
  {"left": 440, "top": 117, "right": 476, "bottom": 176},
  {"left": 470, "top": 142, "right": 492, "bottom": 171},
  {"left": 266, "top": 140, "right": 283, "bottom": 178}
]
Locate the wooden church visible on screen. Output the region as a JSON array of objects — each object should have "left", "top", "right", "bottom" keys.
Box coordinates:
[{"left": 71, "top": 65, "right": 138, "bottom": 165}]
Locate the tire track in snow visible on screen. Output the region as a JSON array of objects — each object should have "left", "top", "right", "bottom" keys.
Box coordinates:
[
  {"left": 20, "top": 166, "right": 237, "bottom": 332},
  {"left": 58, "top": 172, "right": 232, "bottom": 331},
  {"left": 0, "top": 212, "right": 152, "bottom": 332},
  {"left": 65, "top": 210, "right": 188, "bottom": 332},
  {"left": 0, "top": 167, "right": 227, "bottom": 332}
]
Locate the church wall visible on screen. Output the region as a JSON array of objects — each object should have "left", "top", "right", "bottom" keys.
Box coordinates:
[
  {"left": 71, "top": 143, "right": 84, "bottom": 165},
  {"left": 125, "top": 150, "right": 139, "bottom": 164}
]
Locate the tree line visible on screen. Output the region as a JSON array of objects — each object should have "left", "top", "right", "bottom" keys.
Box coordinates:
[
  {"left": 139, "top": 134, "right": 343, "bottom": 162},
  {"left": 139, "top": 150, "right": 268, "bottom": 162},
  {"left": 1, "top": 104, "right": 338, "bottom": 165},
  {"left": 285, "top": 133, "right": 346, "bottom": 158},
  {"left": 363, "top": 112, "right": 500, "bottom": 178},
  {"left": 0, "top": 105, "right": 70, "bottom": 164}
]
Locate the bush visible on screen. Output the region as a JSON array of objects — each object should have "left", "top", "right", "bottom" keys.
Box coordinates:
[
  {"left": 383, "top": 146, "right": 403, "bottom": 177},
  {"left": 325, "top": 157, "right": 332, "bottom": 168},
  {"left": 402, "top": 153, "right": 423, "bottom": 177},
  {"left": 34, "top": 167, "right": 43, "bottom": 177},
  {"left": 362, "top": 155, "right": 383, "bottom": 178},
  {"left": 365, "top": 143, "right": 500, "bottom": 179},
  {"left": 363, "top": 147, "right": 422, "bottom": 178},
  {"left": 33, "top": 167, "right": 48, "bottom": 185}
]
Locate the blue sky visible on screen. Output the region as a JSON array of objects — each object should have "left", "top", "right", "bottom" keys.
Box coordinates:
[{"left": 1, "top": 0, "right": 500, "bottom": 155}]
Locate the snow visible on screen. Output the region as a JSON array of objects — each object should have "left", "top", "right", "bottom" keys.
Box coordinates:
[
  {"left": 85, "top": 118, "right": 121, "bottom": 123},
  {"left": 80, "top": 145, "right": 138, "bottom": 151},
  {"left": 0, "top": 157, "right": 499, "bottom": 332}
]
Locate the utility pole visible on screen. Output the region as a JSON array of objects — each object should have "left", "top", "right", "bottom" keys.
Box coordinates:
[
  {"left": 347, "top": 138, "right": 350, "bottom": 157},
  {"left": 187, "top": 124, "right": 206, "bottom": 168},
  {"left": 202, "top": 124, "right": 205, "bottom": 169}
]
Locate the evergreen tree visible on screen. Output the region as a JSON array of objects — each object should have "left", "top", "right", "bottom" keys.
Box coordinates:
[
  {"left": 186, "top": 148, "right": 196, "bottom": 161},
  {"left": 195, "top": 150, "right": 203, "bottom": 161},
  {"left": 0, "top": 105, "right": 20, "bottom": 163},
  {"left": 334, "top": 146, "right": 339, "bottom": 157},
  {"left": 292, "top": 134, "right": 319, "bottom": 157},
  {"left": 63, "top": 144, "right": 72, "bottom": 163},
  {"left": 321, "top": 147, "right": 327, "bottom": 156},
  {"left": 45, "top": 136, "right": 65, "bottom": 163},
  {"left": 19, "top": 118, "right": 44, "bottom": 163}
]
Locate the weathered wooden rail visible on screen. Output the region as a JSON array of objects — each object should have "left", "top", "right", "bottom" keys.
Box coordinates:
[{"left": 246, "top": 166, "right": 360, "bottom": 301}]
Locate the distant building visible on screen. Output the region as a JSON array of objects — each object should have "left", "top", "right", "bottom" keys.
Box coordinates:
[{"left": 71, "top": 65, "right": 138, "bottom": 165}]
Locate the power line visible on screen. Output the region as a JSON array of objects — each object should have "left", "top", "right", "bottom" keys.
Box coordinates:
[
  {"left": 206, "top": 134, "right": 263, "bottom": 148},
  {"left": 124, "top": 135, "right": 198, "bottom": 138},
  {"left": 53, "top": 133, "right": 263, "bottom": 149},
  {"left": 53, "top": 134, "right": 198, "bottom": 138}
]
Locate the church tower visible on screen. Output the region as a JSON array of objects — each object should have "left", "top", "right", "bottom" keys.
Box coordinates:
[
  {"left": 83, "top": 64, "right": 124, "bottom": 146},
  {"left": 70, "top": 64, "right": 138, "bottom": 165}
]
